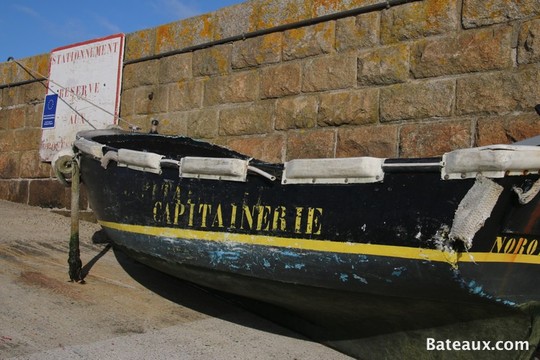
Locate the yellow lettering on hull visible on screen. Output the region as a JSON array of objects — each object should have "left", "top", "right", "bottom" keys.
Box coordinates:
[
  {"left": 490, "top": 236, "right": 540, "bottom": 256},
  {"left": 151, "top": 185, "right": 324, "bottom": 236}
]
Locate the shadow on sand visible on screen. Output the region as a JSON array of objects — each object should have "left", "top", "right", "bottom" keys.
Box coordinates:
[{"left": 108, "top": 243, "right": 309, "bottom": 341}]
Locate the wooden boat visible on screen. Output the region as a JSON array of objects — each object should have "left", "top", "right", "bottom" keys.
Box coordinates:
[{"left": 69, "top": 128, "right": 540, "bottom": 358}]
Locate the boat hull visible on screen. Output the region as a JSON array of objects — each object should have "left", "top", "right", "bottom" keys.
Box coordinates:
[{"left": 75, "top": 131, "right": 540, "bottom": 357}]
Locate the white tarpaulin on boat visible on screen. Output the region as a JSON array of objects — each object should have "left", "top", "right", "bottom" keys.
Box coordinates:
[
  {"left": 442, "top": 145, "right": 540, "bottom": 180},
  {"left": 282, "top": 157, "right": 385, "bottom": 184},
  {"left": 450, "top": 176, "right": 503, "bottom": 249}
]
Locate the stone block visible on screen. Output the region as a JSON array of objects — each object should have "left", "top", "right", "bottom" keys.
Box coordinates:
[
  {"left": 219, "top": 101, "right": 274, "bottom": 136},
  {"left": 186, "top": 109, "right": 219, "bottom": 139},
  {"left": 476, "top": 113, "right": 540, "bottom": 146},
  {"left": 121, "top": 115, "right": 152, "bottom": 133},
  {"left": 232, "top": 33, "right": 282, "bottom": 69},
  {"left": 336, "top": 125, "right": 398, "bottom": 158},
  {"left": 122, "top": 60, "right": 159, "bottom": 90},
  {"left": 250, "top": 0, "right": 313, "bottom": 31},
  {"left": 380, "top": 79, "right": 455, "bottom": 121},
  {"left": 125, "top": 28, "right": 155, "bottom": 62},
  {"left": 151, "top": 86, "right": 171, "bottom": 115},
  {"left": 168, "top": 80, "right": 203, "bottom": 111},
  {"left": 313, "top": 0, "right": 380, "bottom": 16},
  {"left": 193, "top": 44, "right": 231, "bottom": 76},
  {"left": 28, "top": 179, "right": 69, "bottom": 208},
  {"left": 518, "top": 18, "right": 540, "bottom": 65},
  {"left": 158, "top": 53, "right": 192, "bottom": 84},
  {"left": 283, "top": 22, "right": 335, "bottom": 60},
  {"left": 456, "top": 67, "right": 540, "bottom": 115},
  {"left": 19, "top": 151, "right": 52, "bottom": 178},
  {"left": 21, "top": 82, "right": 46, "bottom": 105},
  {"left": 155, "top": 23, "right": 176, "bottom": 55},
  {"left": 133, "top": 86, "right": 168, "bottom": 115},
  {"left": 0, "top": 61, "right": 13, "bottom": 87},
  {"left": 2, "top": 87, "right": 19, "bottom": 107},
  {"left": 399, "top": 120, "right": 472, "bottom": 157},
  {"left": 358, "top": 43, "right": 410, "bottom": 85},
  {"left": 0, "top": 109, "right": 9, "bottom": 132},
  {"left": 0, "top": 130, "right": 14, "bottom": 152},
  {"left": 261, "top": 63, "right": 302, "bottom": 98},
  {"left": 412, "top": 26, "right": 513, "bottom": 78},
  {"left": 33, "top": 54, "right": 50, "bottom": 80},
  {"left": 302, "top": 54, "right": 356, "bottom": 92},
  {"left": 133, "top": 87, "right": 153, "bottom": 115},
  {"left": 0, "top": 152, "right": 21, "bottom": 179},
  {"left": 462, "top": 0, "right": 540, "bottom": 29},
  {"left": 275, "top": 95, "right": 319, "bottom": 130},
  {"left": 148, "top": 85, "right": 170, "bottom": 114},
  {"left": 224, "top": 134, "right": 285, "bottom": 163},
  {"left": 0, "top": 180, "right": 9, "bottom": 202},
  {"left": 155, "top": 14, "right": 215, "bottom": 54},
  {"left": 0, "top": 179, "right": 29, "bottom": 204},
  {"left": 9, "top": 57, "right": 35, "bottom": 84},
  {"left": 14, "top": 128, "right": 41, "bottom": 152},
  {"left": 120, "top": 88, "right": 136, "bottom": 117},
  {"left": 156, "top": 112, "right": 188, "bottom": 136},
  {"left": 318, "top": 89, "right": 378, "bottom": 126},
  {"left": 286, "top": 129, "right": 335, "bottom": 160},
  {"left": 26, "top": 103, "right": 44, "bottom": 128},
  {"left": 381, "top": 0, "right": 458, "bottom": 44},
  {"left": 6, "top": 107, "right": 26, "bottom": 130},
  {"left": 215, "top": 2, "right": 253, "bottom": 39},
  {"left": 336, "top": 12, "right": 380, "bottom": 52},
  {"left": 204, "top": 71, "right": 259, "bottom": 106},
  {"left": 0, "top": 109, "right": 7, "bottom": 131},
  {"left": 1, "top": 55, "right": 47, "bottom": 89}
]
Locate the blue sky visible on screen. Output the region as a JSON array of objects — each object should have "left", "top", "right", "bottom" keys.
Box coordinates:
[{"left": 1, "top": 0, "right": 243, "bottom": 61}]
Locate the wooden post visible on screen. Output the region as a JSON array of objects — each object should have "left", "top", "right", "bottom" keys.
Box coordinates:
[{"left": 68, "top": 160, "right": 84, "bottom": 283}]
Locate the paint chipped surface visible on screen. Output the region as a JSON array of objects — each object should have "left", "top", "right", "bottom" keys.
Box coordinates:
[
  {"left": 284, "top": 263, "right": 306, "bottom": 270},
  {"left": 352, "top": 274, "right": 368, "bottom": 284},
  {"left": 452, "top": 271, "right": 517, "bottom": 307},
  {"left": 209, "top": 250, "right": 241, "bottom": 266},
  {"left": 391, "top": 266, "right": 407, "bottom": 277}
]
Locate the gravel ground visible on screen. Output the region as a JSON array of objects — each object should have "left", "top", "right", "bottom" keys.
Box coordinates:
[{"left": 0, "top": 200, "right": 351, "bottom": 360}]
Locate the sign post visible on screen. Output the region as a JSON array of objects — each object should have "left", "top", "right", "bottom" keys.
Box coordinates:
[{"left": 40, "top": 33, "right": 125, "bottom": 162}]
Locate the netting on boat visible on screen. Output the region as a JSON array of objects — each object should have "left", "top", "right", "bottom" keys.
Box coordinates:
[{"left": 449, "top": 176, "right": 503, "bottom": 249}]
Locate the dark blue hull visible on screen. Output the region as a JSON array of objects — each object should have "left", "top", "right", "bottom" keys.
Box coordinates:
[{"left": 75, "top": 130, "right": 540, "bottom": 358}]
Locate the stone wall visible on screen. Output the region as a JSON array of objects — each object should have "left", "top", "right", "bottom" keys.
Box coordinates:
[{"left": 1, "top": 0, "right": 540, "bottom": 209}]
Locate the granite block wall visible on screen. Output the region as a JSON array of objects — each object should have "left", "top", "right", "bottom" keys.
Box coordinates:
[{"left": 1, "top": 0, "right": 540, "bottom": 208}]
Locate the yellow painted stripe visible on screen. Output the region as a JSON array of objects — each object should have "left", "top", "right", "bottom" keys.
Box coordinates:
[
  {"left": 99, "top": 220, "right": 540, "bottom": 265},
  {"left": 458, "top": 251, "right": 540, "bottom": 264}
]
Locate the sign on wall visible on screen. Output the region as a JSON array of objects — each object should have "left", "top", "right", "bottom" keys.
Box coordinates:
[{"left": 40, "top": 33, "right": 125, "bottom": 162}]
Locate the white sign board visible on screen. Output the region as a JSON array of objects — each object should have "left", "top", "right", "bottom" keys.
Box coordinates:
[{"left": 40, "top": 33, "right": 125, "bottom": 161}]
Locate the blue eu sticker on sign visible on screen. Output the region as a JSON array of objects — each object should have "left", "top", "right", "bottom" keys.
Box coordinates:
[{"left": 42, "top": 94, "right": 58, "bottom": 129}]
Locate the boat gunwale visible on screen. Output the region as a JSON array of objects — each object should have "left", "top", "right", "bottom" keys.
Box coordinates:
[{"left": 74, "top": 129, "right": 540, "bottom": 182}]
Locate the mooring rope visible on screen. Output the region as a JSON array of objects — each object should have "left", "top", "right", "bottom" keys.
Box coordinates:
[
  {"left": 7, "top": 56, "right": 134, "bottom": 284},
  {"left": 513, "top": 178, "right": 540, "bottom": 205}
]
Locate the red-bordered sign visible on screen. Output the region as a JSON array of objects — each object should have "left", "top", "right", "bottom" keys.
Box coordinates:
[{"left": 40, "top": 33, "right": 125, "bottom": 161}]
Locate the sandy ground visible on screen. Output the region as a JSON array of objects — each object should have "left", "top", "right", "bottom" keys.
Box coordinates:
[{"left": 0, "top": 200, "right": 352, "bottom": 360}]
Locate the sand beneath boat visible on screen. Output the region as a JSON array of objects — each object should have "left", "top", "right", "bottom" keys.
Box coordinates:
[{"left": 0, "top": 200, "right": 351, "bottom": 359}]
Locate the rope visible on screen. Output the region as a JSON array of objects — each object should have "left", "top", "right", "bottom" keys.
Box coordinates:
[
  {"left": 52, "top": 149, "right": 75, "bottom": 187},
  {"left": 513, "top": 178, "right": 540, "bottom": 205}
]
